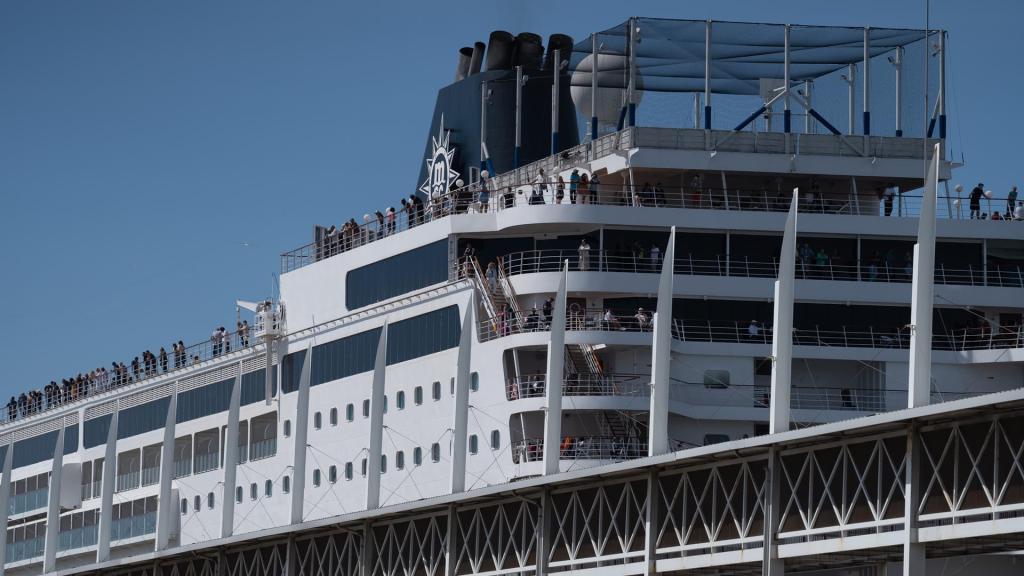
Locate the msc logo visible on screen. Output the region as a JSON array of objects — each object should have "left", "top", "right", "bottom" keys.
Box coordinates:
[{"left": 420, "top": 117, "right": 460, "bottom": 199}]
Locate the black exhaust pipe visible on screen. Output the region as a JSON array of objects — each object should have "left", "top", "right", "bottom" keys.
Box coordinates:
[
  {"left": 468, "top": 41, "right": 485, "bottom": 75},
  {"left": 543, "top": 33, "right": 574, "bottom": 72},
  {"left": 484, "top": 30, "right": 514, "bottom": 71},
  {"left": 454, "top": 46, "right": 473, "bottom": 82},
  {"left": 513, "top": 32, "right": 544, "bottom": 71}
]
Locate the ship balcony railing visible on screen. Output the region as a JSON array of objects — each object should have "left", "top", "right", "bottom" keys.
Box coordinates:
[
  {"left": 249, "top": 438, "right": 277, "bottom": 461},
  {"left": 140, "top": 466, "right": 160, "bottom": 487},
  {"left": 8, "top": 488, "right": 49, "bottom": 516},
  {"left": 58, "top": 525, "right": 98, "bottom": 554},
  {"left": 115, "top": 471, "right": 140, "bottom": 493},
  {"left": 6, "top": 536, "right": 45, "bottom": 565},
  {"left": 110, "top": 512, "right": 157, "bottom": 543},
  {"left": 2, "top": 321, "right": 262, "bottom": 427},
  {"left": 173, "top": 459, "right": 191, "bottom": 479},
  {"left": 477, "top": 308, "right": 1024, "bottom": 352},
  {"left": 511, "top": 436, "right": 648, "bottom": 464},
  {"left": 507, "top": 373, "right": 651, "bottom": 401},
  {"left": 193, "top": 453, "right": 219, "bottom": 475},
  {"left": 495, "top": 250, "right": 1024, "bottom": 288}
]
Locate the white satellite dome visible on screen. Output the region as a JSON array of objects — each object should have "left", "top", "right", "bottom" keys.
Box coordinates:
[{"left": 570, "top": 53, "right": 643, "bottom": 132}]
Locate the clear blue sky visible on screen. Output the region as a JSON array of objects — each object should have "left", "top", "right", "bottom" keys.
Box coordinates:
[{"left": 0, "top": 1, "right": 1019, "bottom": 395}]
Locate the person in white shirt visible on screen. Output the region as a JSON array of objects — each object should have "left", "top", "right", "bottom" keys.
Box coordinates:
[
  {"left": 578, "top": 239, "right": 591, "bottom": 271},
  {"left": 635, "top": 308, "right": 651, "bottom": 331},
  {"left": 1015, "top": 201, "right": 1024, "bottom": 221},
  {"left": 650, "top": 244, "right": 661, "bottom": 271},
  {"left": 747, "top": 320, "right": 761, "bottom": 340}
]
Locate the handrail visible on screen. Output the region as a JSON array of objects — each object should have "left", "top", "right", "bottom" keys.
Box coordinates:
[
  {"left": 506, "top": 373, "right": 651, "bottom": 400},
  {"left": 497, "top": 249, "right": 1024, "bottom": 288},
  {"left": 475, "top": 307, "right": 1024, "bottom": 352},
  {"left": 511, "top": 436, "right": 649, "bottom": 463}
]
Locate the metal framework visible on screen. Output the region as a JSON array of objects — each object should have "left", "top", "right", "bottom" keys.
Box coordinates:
[{"left": 59, "top": 393, "right": 1024, "bottom": 576}]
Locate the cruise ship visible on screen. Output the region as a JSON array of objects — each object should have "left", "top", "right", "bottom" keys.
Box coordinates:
[{"left": 3, "top": 17, "right": 1023, "bottom": 576}]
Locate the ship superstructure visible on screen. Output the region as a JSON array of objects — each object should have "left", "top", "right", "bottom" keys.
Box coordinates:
[{"left": 1, "top": 17, "right": 1023, "bottom": 576}]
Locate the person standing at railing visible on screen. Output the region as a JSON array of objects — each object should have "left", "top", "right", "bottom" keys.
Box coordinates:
[
  {"left": 211, "top": 327, "right": 223, "bottom": 357},
  {"left": 578, "top": 173, "right": 591, "bottom": 204},
  {"left": 649, "top": 243, "right": 661, "bottom": 271},
  {"left": 542, "top": 297, "right": 553, "bottom": 328},
  {"left": 578, "top": 238, "right": 591, "bottom": 271},
  {"left": 881, "top": 184, "right": 895, "bottom": 217},
  {"left": 569, "top": 169, "right": 579, "bottom": 204},
  {"left": 386, "top": 206, "right": 397, "bottom": 234},
  {"left": 591, "top": 173, "right": 601, "bottom": 204},
  {"left": 1007, "top": 186, "right": 1018, "bottom": 216},
  {"left": 747, "top": 320, "right": 761, "bottom": 341},
  {"left": 532, "top": 169, "right": 548, "bottom": 205},
  {"left": 555, "top": 175, "right": 565, "bottom": 204},
  {"left": 970, "top": 183, "right": 984, "bottom": 219},
  {"left": 478, "top": 170, "right": 492, "bottom": 213},
  {"left": 635, "top": 308, "right": 651, "bottom": 331}
]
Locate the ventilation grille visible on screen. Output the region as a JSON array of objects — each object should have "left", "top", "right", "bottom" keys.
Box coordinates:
[
  {"left": 120, "top": 383, "right": 174, "bottom": 410},
  {"left": 179, "top": 363, "right": 240, "bottom": 393},
  {"left": 11, "top": 416, "right": 65, "bottom": 442},
  {"left": 85, "top": 401, "right": 118, "bottom": 420}
]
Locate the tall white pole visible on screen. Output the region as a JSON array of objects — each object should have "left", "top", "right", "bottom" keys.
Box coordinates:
[
  {"left": 783, "top": 25, "right": 791, "bottom": 134},
  {"left": 480, "top": 80, "right": 487, "bottom": 171},
  {"left": 863, "top": 27, "right": 871, "bottom": 138},
  {"left": 908, "top": 144, "right": 941, "bottom": 408},
  {"left": 938, "top": 31, "right": 946, "bottom": 139},
  {"left": 648, "top": 228, "right": 676, "bottom": 456},
  {"left": 769, "top": 191, "right": 799, "bottom": 434},
  {"left": 542, "top": 263, "right": 568, "bottom": 475},
  {"left": 894, "top": 46, "right": 904, "bottom": 137},
  {"left": 591, "top": 33, "right": 599, "bottom": 141},
  {"left": 847, "top": 64, "right": 856, "bottom": 135},
  {"left": 449, "top": 304, "right": 474, "bottom": 494},
  {"left": 804, "top": 80, "right": 813, "bottom": 133},
  {"left": 703, "top": 20, "right": 712, "bottom": 129},
  {"left": 551, "top": 48, "right": 560, "bottom": 155},
  {"left": 366, "top": 322, "right": 388, "bottom": 510},
  {"left": 515, "top": 65, "right": 523, "bottom": 168},
  {"left": 627, "top": 17, "right": 637, "bottom": 127}
]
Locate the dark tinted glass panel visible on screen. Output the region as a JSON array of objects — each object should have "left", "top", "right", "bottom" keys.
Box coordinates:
[
  {"left": 0, "top": 445, "right": 7, "bottom": 467},
  {"left": 281, "top": 350, "right": 307, "bottom": 394},
  {"left": 345, "top": 240, "right": 448, "bottom": 310},
  {"left": 13, "top": 430, "right": 58, "bottom": 469},
  {"left": 84, "top": 415, "right": 112, "bottom": 449},
  {"left": 386, "top": 305, "right": 460, "bottom": 364},
  {"left": 241, "top": 369, "right": 278, "bottom": 406},
  {"left": 311, "top": 328, "right": 381, "bottom": 386},
  {"left": 63, "top": 425, "right": 78, "bottom": 455},
  {"left": 176, "top": 378, "right": 233, "bottom": 424},
  {"left": 117, "top": 397, "right": 171, "bottom": 440}
]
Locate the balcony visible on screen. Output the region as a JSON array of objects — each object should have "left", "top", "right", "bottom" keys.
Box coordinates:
[
  {"left": 507, "top": 373, "right": 649, "bottom": 401},
  {"left": 499, "top": 250, "right": 1024, "bottom": 288},
  {"left": 512, "top": 436, "right": 648, "bottom": 464},
  {"left": 479, "top": 308, "right": 1024, "bottom": 353}
]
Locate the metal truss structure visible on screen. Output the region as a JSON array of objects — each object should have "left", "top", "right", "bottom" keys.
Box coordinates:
[{"left": 67, "top": 391, "right": 1024, "bottom": 576}]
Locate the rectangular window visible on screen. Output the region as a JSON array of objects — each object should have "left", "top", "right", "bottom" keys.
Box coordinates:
[
  {"left": 84, "top": 415, "right": 112, "bottom": 449},
  {"left": 281, "top": 350, "right": 307, "bottom": 394},
  {"left": 311, "top": 328, "right": 381, "bottom": 386},
  {"left": 241, "top": 368, "right": 278, "bottom": 405},
  {"left": 176, "top": 378, "right": 233, "bottom": 423},
  {"left": 118, "top": 397, "right": 171, "bottom": 440},
  {"left": 386, "top": 305, "right": 460, "bottom": 365},
  {"left": 345, "top": 239, "right": 448, "bottom": 310},
  {"left": 12, "top": 430, "right": 60, "bottom": 469}
]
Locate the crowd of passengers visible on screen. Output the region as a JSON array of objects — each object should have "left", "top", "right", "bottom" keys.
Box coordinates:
[{"left": 5, "top": 320, "right": 256, "bottom": 422}]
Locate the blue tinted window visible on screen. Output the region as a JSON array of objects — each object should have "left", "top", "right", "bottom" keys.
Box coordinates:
[
  {"left": 281, "top": 350, "right": 307, "bottom": 394},
  {"left": 63, "top": 424, "right": 78, "bottom": 455},
  {"left": 117, "top": 397, "right": 171, "bottom": 440},
  {"left": 241, "top": 369, "right": 278, "bottom": 406},
  {"left": 176, "top": 378, "right": 233, "bottom": 424},
  {"left": 13, "top": 431, "right": 58, "bottom": 469},
  {"left": 84, "top": 414, "right": 112, "bottom": 449},
  {"left": 345, "top": 240, "right": 449, "bottom": 310},
  {"left": 386, "top": 305, "right": 460, "bottom": 364},
  {"left": 311, "top": 328, "right": 381, "bottom": 386}
]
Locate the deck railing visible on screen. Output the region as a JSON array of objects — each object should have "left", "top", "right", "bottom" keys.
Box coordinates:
[
  {"left": 498, "top": 249, "right": 1024, "bottom": 288},
  {"left": 511, "top": 436, "right": 648, "bottom": 463},
  {"left": 476, "top": 307, "right": 1023, "bottom": 352}
]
